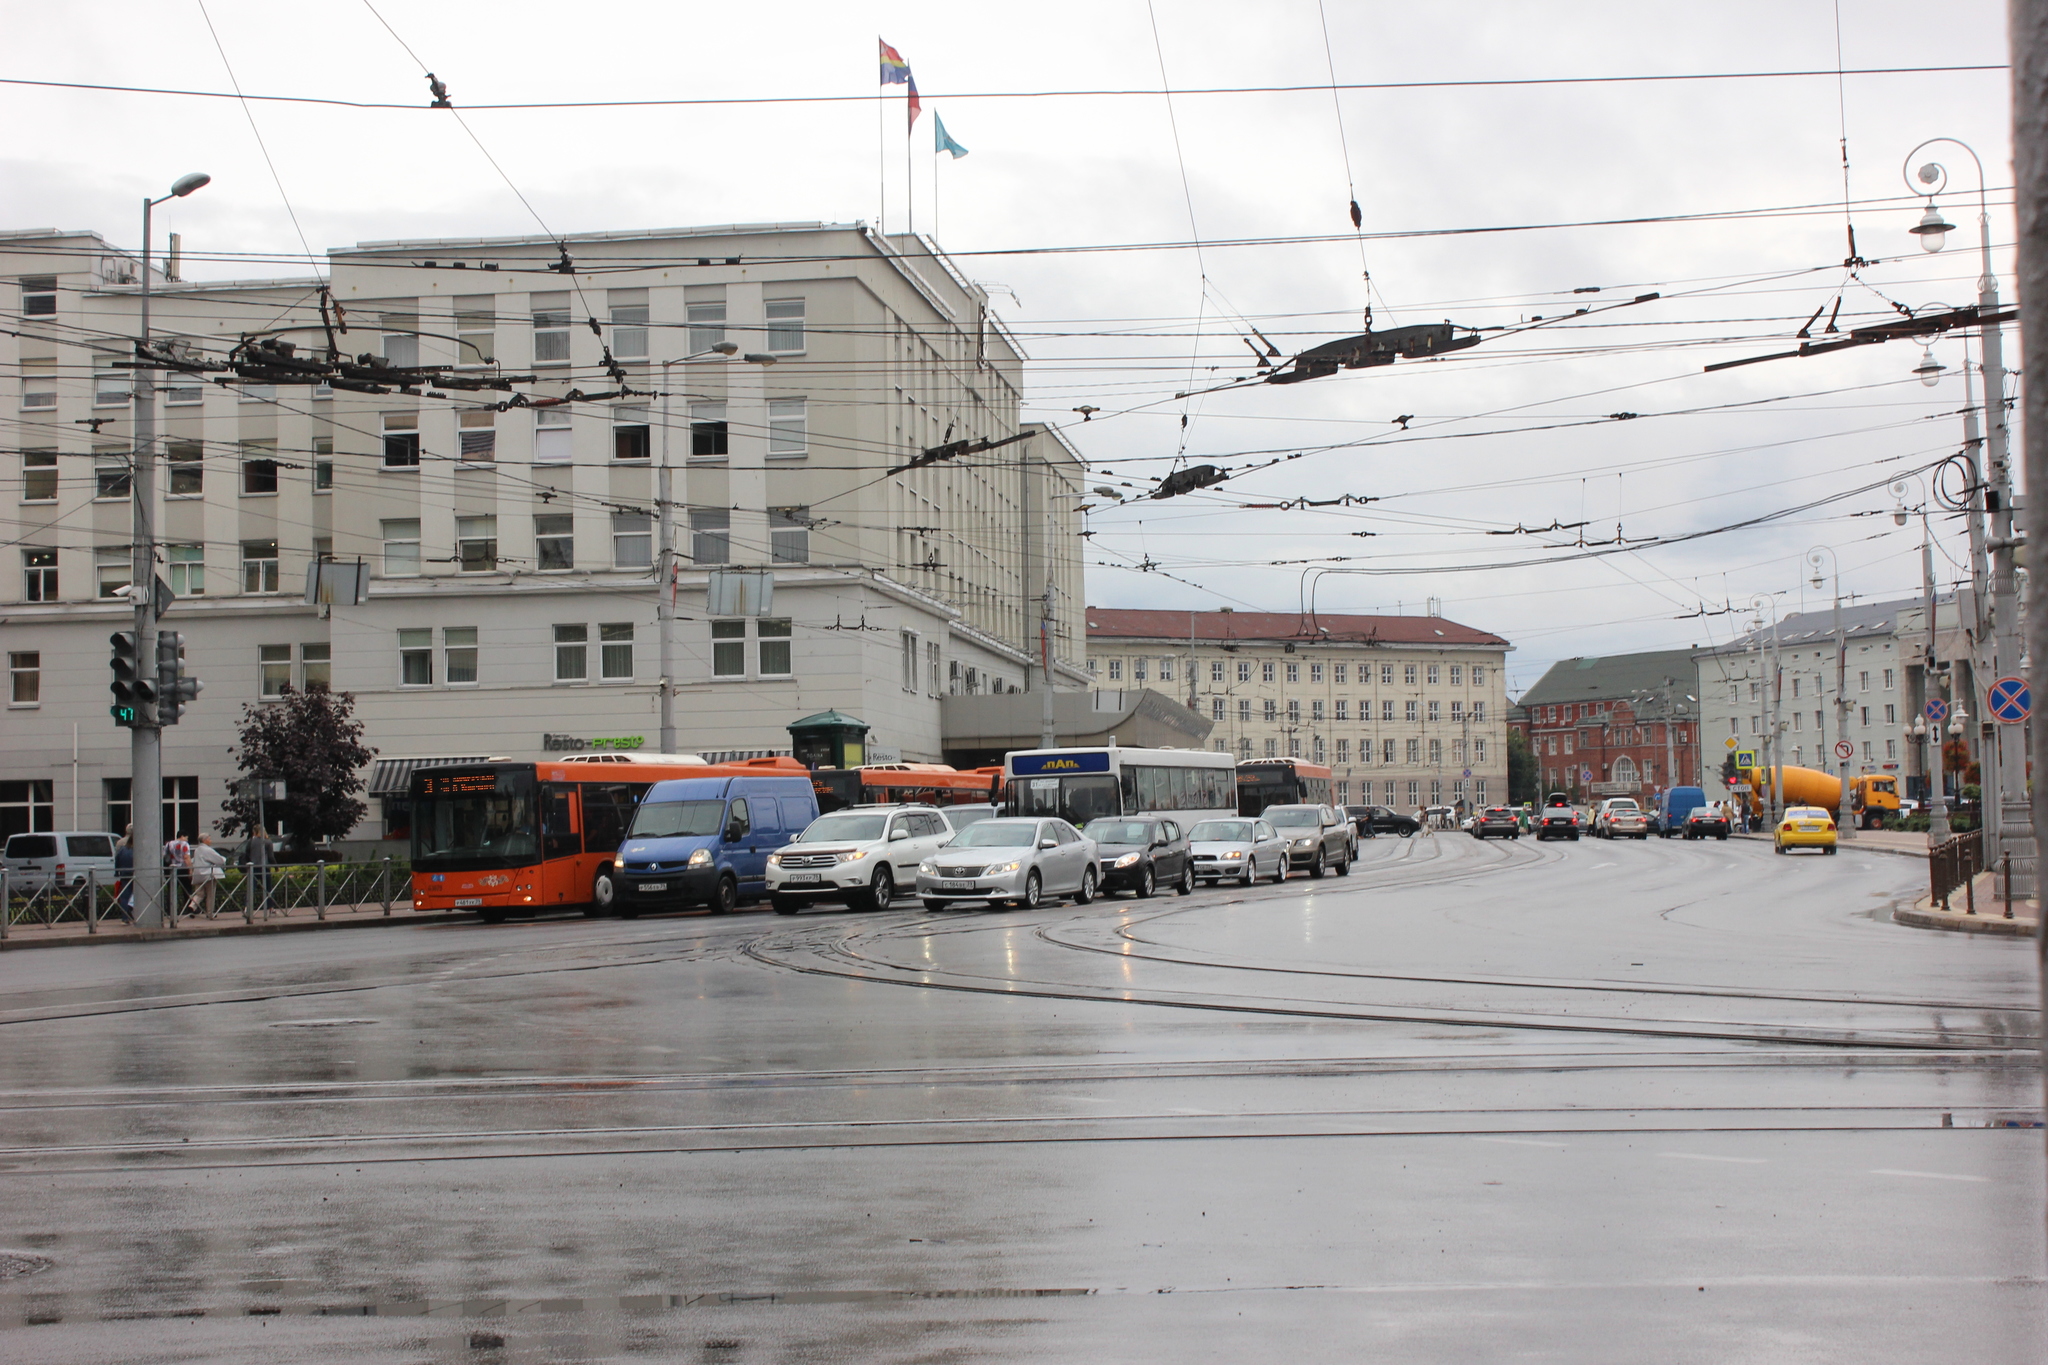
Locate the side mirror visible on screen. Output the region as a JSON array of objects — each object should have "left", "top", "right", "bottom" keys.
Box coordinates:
[
  {"left": 725, "top": 824, "right": 745, "bottom": 842},
  {"left": 1039, "top": 838, "right": 1058, "bottom": 849},
  {"left": 888, "top": 828, "right": 910, "bottom": 842}
]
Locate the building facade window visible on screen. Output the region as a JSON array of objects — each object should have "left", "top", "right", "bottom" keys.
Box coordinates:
[
  {"left": 690, "top": 508, "right": 730, "bottom": 564},
  {"left": 382, "top": 413, "right": 420, "bottom": 468},
  {"left": 768, "top": 399, "right": 807, "bottom": 458},
  {"left": 301, "top": 643, "right": 330, "bottom": 690},
  {"left": 765, "top": 298, "right": 805, "bottom": 353},
  {"left": 689, "top": 402, "right": 728, "bottom": 460},
  {"left": 20, "top": 276, "right": 56, "bottom": 317},
  {"left": 1335, "top": 738, "right": 1349, "bottom": 764},
  {"left": 1287, "top": 699, "right": 1301, "bottom": 724},
  {"left": 444, "top": 627, "right": 478, "bottom": 685},
  {"left": 1285, "top": 662, "right": 1299, "bottom": 684},
  {"left": 259, "top": 644, "right": 292, "bottom": 698},
  {"left": 380, "top": 311, "right": 419, "bottom": 369},
  {"left": 1428, "top": 738, "right": 1442, "bottom": 765},
  {"left": 9, "top": 651, "right": 39, "bottom": 706},
  {"left": 458, "top": 410, "right": 497, "bottom": 463},
  {"left": 381, "top": 519, "right": 421, "bottom": 577},
  {"left": 688, "top": 301, "right": 726, "bottom": 353},
  {"left": 1310, "top": 663, "right": 1324, "bottom": 683},
  {"left": 757, "top": 618, "right": 792, "bottom": 676},
  {"left": 613, "top": 407, "right": 650, "bottom": 461},
  {"left": 612, "top": 513, "right": 653, "bottom": 569},
  {"left": 96, "top": 546, "right": 130, "bottom": 599},
  {"left": 1405, "top": 700, "right": 1419, "bottom": 722},
  {"left": 167, "top": 544, "right": 204, "bottom": 596},
  {"left": 532, "top": 291, "right": 571, "bottom": 364},
  {"left": 1262, "top": 662, "right": 1275, "bottom": 683},
  {"left": 770, "top": 507, "right": 811, "bottom": 563},
  {"left": 455, "top": 295, "right": 495, "bottom": 366},
  {"left": 166, "top": 441, "right": 204, "bottom": 496},
  {"left": 238, "top": 441, "right": 279, "bottom": 495},
  {"left": 600, "top": 623, "right": 635, "bottom": 680},
  {"left": 1211, "top": 661, "right": 1225, "bottom": 683},
  {"left": 1335, "top": 700, "right": 1348, "bottom": 721},
  {"left": 1264, "top": 699, "right": 1277, "bottom": 722},
  {"left": 1450, "top": 665, "right": 1463, "bottom": 685},
  {"left": 1383, "top": 738, "right": 1397, "bottom": 765},
  {"left": 712, "top": 621, "right": 745, "bottom": 676},
  {"left": 534, "top": 408, "right": 572, "bottom": 463},
  {"left": 1883, "top": 668, "right": 1895, "bottom": 689},
  {"left": 1107, "top": 658, "right": 1122, "bottom": 681},
  {"left": 456, "top": 516, "right": 498, "bottom": 572},
  {"left": 399, "top": 628, "right": 432, "bottom": 685},
  {"left": 94, "top": 356, "right": 128, "bottom": 407},
  {"left": 1237, "top": 699, "right": 1250, "bottom": 722},
  {"left": 242, "top": 540, "right": 280, "bottom": 593},
  {"left": 608, "top": 288, "right": 648, "bottom": 360},
  {"left": 95, "top": 452, "right": 131, "bottom": 501},
  {"left": 535, "top": 513, "right": 573, "bottom": 570},
  {"left": 23, "top": 548, "right": 57, "bottom": 601},
  {"left": 19, "top": 357, "right": 56, "bottom": 410},
  {"left": 1238, "top": 661, "right": 1252, "bottom": 682},
  {"left": 21, "top": 449, "right": 57, "bottom": 502},
  {"left": 1, "top": 780, "right": 55, "bottom": 838},
  {"left": 1264, "top": 739, "right": 1278, "bottom": 758},
  {"left": 554, "top": 624, "right": 587, "bottom": 681},
  {"left": 1311, "top": 700, "right": 1325, "bottom": 721},
  {"left": 1211, "top": 698, "right": 1224, "bottom": 721}
]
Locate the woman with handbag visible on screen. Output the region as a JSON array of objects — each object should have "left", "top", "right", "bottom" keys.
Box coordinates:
[{"left": 184, "top": 834, "right": 228, "bottom": 918}]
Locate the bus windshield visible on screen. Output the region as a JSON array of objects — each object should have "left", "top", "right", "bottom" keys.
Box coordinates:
[
  {"left": 1007, "top": 774, "right": 1121, "bottom": 824},
  {"left": 413, "top": 770, "right": 538, "bottom": 870},
  {"left": 629, "top": 800, "right": 728, "bottom": 839}
]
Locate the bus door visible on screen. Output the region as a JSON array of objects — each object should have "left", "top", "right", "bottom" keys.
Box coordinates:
[{"left": 539, "top": 783, "right": 583, "bottom": 906}]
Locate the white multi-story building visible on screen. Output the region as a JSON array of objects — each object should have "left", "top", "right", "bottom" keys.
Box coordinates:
[
  {"left": 1, "top": 223, "right": 1086, "bottom": 845},
  {"left": 1085, "top": 609, "right": 1512, "bottom": 812}
]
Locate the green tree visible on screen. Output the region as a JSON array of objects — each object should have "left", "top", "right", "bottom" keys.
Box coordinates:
[
  {"left": 1507, "top": 728, "right": 1539, "bottom": 805},
  {"left": 219, "top": 685, "right": 376, "bottom": 856}
]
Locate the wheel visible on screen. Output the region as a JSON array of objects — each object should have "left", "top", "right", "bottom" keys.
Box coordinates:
[
  {"left": 1568, "top": 832, "right": 1580, "bottom": 841},
  {"left": 1335, "top": 849, "right": 1351, "bottom": 876},
  {"left": 1308, "top": 850, "right": 1325, "bottom": 879},
  {"left": 1271, "top": 854, "right": 1287, "bottom": 883},
  {"left": 863, "top": 865, "right": 895, "bottom": 913},
  {"left": 708, "top": 874, "right": 738, "bottom": 915},
  {"left": 1824, "top": 845, "right": 1837, "bottom": 855},
  {"left": 585, "top": 863, "right": 617, "bottom": 916},
  {"left": 1238, "top": 860, "right": 1256, "bottom": 887},
  {"left": 1774, "top": 841, "right": 1786, "bottom": 855},
  {"left": 771, "top": 894, "right": 802, "bottom": 916},
  {"left": 1073, "top": 866, "right": 1098, "bottom": 904},
  {"left": 1399, "top": 828, "right": 1415, "bottom": 839},
  {"left": 1474, "top": 830, "right": 1487, "bottom": 841},
  {"left": 923, "top": 899, "right": 946, "bottom": 911},
  {"left": 480, "top": 909, "right": 509, "bottom": 924},
  {"left": 1717, "top": 833, "right": 1727, "bottom": 841},
  {"left": 1176, "top": 863, "right": 1195, "bottom": 896},
  {"left": 1134, "top": 864, "right": 1156, "bottom": 899},
  {"left": 1016, "top": 870, "right": 1043, "bottom": 910}
]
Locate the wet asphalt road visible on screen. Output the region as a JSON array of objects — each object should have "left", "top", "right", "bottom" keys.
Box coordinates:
[{"left": 0, "top": 830, "right": 2042, "bottom": 1362}]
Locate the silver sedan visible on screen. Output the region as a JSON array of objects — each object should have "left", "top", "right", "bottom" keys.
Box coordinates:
[
  {"left": 1187, "top": 818, "right": 1288, "bottom": 886},
  {"left": 917, "top": 817, "right": 1099, "bottom": 910}
]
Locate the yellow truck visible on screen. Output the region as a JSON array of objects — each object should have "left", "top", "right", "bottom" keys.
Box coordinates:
[{"left": 1738, "top": 767, "right": 1901, "bottom": 829}]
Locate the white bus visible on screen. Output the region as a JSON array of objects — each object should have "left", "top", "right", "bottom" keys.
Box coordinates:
[{"left": 1001, "top": 746, "right": 1239, "bottom": 827}]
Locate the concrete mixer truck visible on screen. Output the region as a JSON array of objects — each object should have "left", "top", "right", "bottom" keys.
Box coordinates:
[{"left": 1736, "top": 766, "right": 1900, "bottom": 829}]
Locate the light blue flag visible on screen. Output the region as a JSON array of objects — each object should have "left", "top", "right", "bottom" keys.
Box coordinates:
[{"left": 935, "top": 113, "right": 969, "bottom": 159}]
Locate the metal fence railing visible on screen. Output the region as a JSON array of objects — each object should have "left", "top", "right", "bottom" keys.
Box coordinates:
[
  {"left": 1929, "top": 829, "right": 1984, "bottom": 912},
  {"left": 0, "top": 856, "right": 415, "bottom": 938}
]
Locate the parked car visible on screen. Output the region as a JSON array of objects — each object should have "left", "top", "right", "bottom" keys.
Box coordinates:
[
  {"left": 1593, "top": 798, "right": 1650, "bottom": 840},
  {"left": 1423, "top": 804, "right": 1458, "bottom": 830},
  {"left": 766, "top": 804, "right": 957, "bottom": 914},
  {"left": 917, "top": 817, "right": 1097, "bottom": 910},
  {"left": 1262, "top": 804, "right": 1354, "bottom": 877},
  {"left": 1349, "top": 804, "right": 1420, "bottom": 838},
  {"left": 1656, "top": 786, "right": 1708, "bottom": 839},
  {"left": 1535, "top": 794, "right": 1583, "bottom": 842},
  {"left": 615, "top": 773, "right": 819, "bottom": 916},
  {"left": 941, "top": 803, "right": 999, "bottom": 829},
  {"left": 1683, "top": 804, "right": 1731, "bottom": 840},
  {"left": 1774, "top": 805, "right": 1838, "bottom": 855},
  {"left": 2, "top": 831, "right": 119, "bottom": 891},
  {"left": 1082, "top": 816, "right": 1195, "bottom": 898},
  {"left": 1471, "top": 807, "right": 1521, "bottom": 839},
  {"left": 1187, "top": 817, "right": 1288, "bottom": 886}
]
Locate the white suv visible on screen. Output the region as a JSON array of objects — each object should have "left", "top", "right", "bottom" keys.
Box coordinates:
[{"left": 767, "top": 804, "right": 958, "bottom": 914}]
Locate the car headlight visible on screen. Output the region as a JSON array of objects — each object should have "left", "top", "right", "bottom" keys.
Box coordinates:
[
  {"left": 687, "top": 848, "right": 712, "bottom": 867},
  {"left": 1112, "top": 852, "right": 1141, "bottom": 868},
  {"left": 988, "top": 860, "right": 1023, "bottom": 875},
  {"left": 1222, "top": 849, "right": 1244, "bottom": 860},
  {"left": 838, "top": 848, "right": 870, "bottom": 863},
  {"left": 766, "top": 853, "right": 782, "bottom": 867},
  {"left": 918, "top": 859, "right": 936, "bottom": 874},
  {"left": 1293, "top": 837, "right": 1315, "bottom": 848}
]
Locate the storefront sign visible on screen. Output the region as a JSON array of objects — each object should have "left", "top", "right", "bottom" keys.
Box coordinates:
[{"left": 541, "top": 733, "right": 646, "bottom": 752}]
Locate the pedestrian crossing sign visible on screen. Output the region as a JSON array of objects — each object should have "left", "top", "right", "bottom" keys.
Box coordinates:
[{"left": 1734, "top": 750, "right": 1756, "bottom": 770}]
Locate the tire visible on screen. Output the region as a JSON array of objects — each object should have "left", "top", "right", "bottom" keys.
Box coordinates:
[
  {"left": 1824, "top": 845, "right": 1837, "bottom": 855},
  {"left": 771, "top": 894, "right": 802, "bottom": 916},
  {"left": 1308, "top": 850, "right": 1325, "bottom": 879},
  {"left": 1474, "top": 831, "right": 1487, "bottom": 841},
  {"left": 1074, "top": 866, "right": 1098, "bottom": 905},
  {"left": 923, "top": 899, "right": 946, "bottom": 911},
  {"left": 1335, "top": 849, "right": 1351, "bottom": 876},
  {"left": 585, "top": 863, "right": 617, "bottom": 916},
  {"left": 1774, "top": 842, "right": 1786, "bottom": 855},
  {"left": 1238, "top": 860, "right": 1256, "bottom": 888},
  {"left": 1016, "top": 870, "right": 1043, "bottom": 910},
  {"left": 1134, "top": 864, "right": 1156, "bottom": 899},
  {"left": 1399, "top": 828, "right": 1415, "bottom": 839},
  {"left": 480, "top": 908, "right": 509, "bottom": 924},
  {"left": 863, "top": 866, "right": 895, "bottom": 913},
  {"left": 1176, "top": 863, "right": 1195, "bottom": 896},
  {"left": 1717, "top": 833, "right": 1727, "bottom": 841},
  {"left": 1271, "top": 855, "right": 1287, "bottom": 884},
  {"left": 1569, "top": 832, "right": 1580, "bottom": 841},
  {"left": 709, "top": 874, "right": 738, "bottom": 915}
]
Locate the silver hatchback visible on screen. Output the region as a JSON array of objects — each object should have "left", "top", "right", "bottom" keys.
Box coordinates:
[{"left": 916, "top": 817, "right": 1099, "bottom": 910}]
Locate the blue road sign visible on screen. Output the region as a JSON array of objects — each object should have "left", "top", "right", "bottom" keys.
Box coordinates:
[
  {"left": 1924, "top": 698, "right": 1950, "bottom": 724},
  {"left": 1987, "top": 676, "right": 2031, "bottom": 725}
]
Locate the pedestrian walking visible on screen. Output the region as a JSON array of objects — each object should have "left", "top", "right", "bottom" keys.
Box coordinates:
[
  {"left": 241, "top": 827, "right": 275, "bottom": 916},
  {"left": 163, "top": 831, "right": 191, "bottom": 921},
  {"left": 112, "top": 828, "right": 137, "bottom": 925},
  {"left": 184, "top": 834, "right": 227, "bottom": 918}
]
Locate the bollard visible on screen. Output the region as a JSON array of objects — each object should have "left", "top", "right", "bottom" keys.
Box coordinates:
[
  {"left": 1967, "top": 864, "right": 1976, "bottom": 915},
  {"left": 0, "top": 868, "right": 8, "bottom": 941},
  {"left": 381, "top": 856, "right": 392, "bottom": 916},
  {"left": 244, "top": 859, "right": 255, "bottom": 924},
  {"left": 316, "top": 860, "right": 328, "bottom": 921},
  {"left": 2003, "top": 851, "right": 2014, "bottom": 920},
  {"left": 87, "top": 868, "right": 98, "bottom": 935}
]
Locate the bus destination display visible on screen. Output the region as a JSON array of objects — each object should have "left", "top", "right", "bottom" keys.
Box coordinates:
[{"left": 417, "top": 771, "right": 502, "bottom": 796}]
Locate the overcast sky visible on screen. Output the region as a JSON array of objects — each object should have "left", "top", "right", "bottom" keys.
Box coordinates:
[{"left": 0, "top": 0, "right": 2018, "bottom": 693}]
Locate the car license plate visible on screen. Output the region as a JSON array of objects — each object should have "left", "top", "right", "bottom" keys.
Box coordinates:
[
  {"left": 785, "top": 873, "right": 821, "bottom": 884},
  {"left": 940, "top": 881, "right": 974, "bottom": 892},
  {"left": 1799, "top": 824, "right": 1823, "bottom": 832},
  {"left": 639, "top": 882, "right": 667, "bottom": 892},
  {"left": 454, "top": 897, "right": 483, "bottom": 907}
]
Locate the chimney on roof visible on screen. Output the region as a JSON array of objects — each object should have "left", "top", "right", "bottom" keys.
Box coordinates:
[{"left": 166, "top": 233, "right": 181, "bottom": 282}]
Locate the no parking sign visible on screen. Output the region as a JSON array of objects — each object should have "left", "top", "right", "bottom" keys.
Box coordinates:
[{"left": 1987, "top": 676, "right": 2031, "bottom": 725}]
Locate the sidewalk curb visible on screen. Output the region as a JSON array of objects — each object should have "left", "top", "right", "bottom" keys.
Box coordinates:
[
  {"left": 0, "top": 910, "right": 477, "bottom": 951},
  {"left": 1892, "top": 902, "right": 2040, "bottom": 937},
  {"left": 1729, "top": 831, "right": 1924, "bottom": 858}
]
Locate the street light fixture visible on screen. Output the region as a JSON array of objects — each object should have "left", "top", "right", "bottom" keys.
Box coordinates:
[{"left": 1913, "top": 346, "right": 1946, "bottom": 386}]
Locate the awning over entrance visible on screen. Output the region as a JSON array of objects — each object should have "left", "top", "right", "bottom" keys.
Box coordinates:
[{"left": 366, "top": 756, "right": 492, "bottom": 796}]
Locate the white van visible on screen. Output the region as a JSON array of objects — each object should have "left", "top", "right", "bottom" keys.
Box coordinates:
[{"left": 3, "top": 832, "right": 120, "bottom": 890}]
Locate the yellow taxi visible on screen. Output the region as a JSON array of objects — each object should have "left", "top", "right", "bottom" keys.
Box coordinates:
[{"left": 1774, "top": 805, "right": 1838, "bottom": 855}]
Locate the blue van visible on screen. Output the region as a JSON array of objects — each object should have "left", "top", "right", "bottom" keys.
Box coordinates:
[
  {"left": 1656, "top": 786, "right": 1707, "bottom": 838},
  {"left": 614, "top": 775, "right": 818, "bottom": 916}
]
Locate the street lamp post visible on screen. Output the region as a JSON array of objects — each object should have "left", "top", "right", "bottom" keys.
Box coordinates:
[
  {"left": 1808, "top": 546, "right": 1855, "bottom": 841},
  {"left": 1907, "top": 138, "right": 2032, "bottom": 889},
  {"left": 128, "top": 171, "right": 209, "bottom": 928},
  {"left": 1748, "top": 595, "right": 1784, "bottom": 828}
]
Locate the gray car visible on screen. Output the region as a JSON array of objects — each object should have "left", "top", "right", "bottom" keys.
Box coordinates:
[
  {"left": 1261, "top": 804, "right": 1355, "bottom": 877},
  {"left": 917, "top": 817, "right": 1098, "bottom": 911},
  {"left": 1187, "top": 818, "right": 1287, "bottom": 886}
]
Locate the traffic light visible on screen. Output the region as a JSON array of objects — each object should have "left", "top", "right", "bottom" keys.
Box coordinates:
[
  {"left": 157, "top": 630, "right": 202, "bottom": 725},
  {"left": 109, "top": 630, "right": 156, "bottom": 727}
]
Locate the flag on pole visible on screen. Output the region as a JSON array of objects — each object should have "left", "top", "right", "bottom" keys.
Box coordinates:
[
  {"left": 906, "top": 75, "right": 922, "bottom": 129},
  {"left": 879, "top": 38, "right": 911, "bottom": 84},
  {"left": 935, "top": 113, "right": 968, "bottom": 159}
]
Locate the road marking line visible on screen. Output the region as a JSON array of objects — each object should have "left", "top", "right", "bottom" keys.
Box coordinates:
[
  {"left": 1660, "top": 1152, "right": 1767, "bottom": 1164},
  {"left": 1474, "top": 1137, "right": 1568, "bottom": 1149},
  {"left": 1590, "top": 862, "right": 1617, "bottom": 869},
  {"left": 1868, "top": 1168, "right": 1991, "bottom": 1182}
]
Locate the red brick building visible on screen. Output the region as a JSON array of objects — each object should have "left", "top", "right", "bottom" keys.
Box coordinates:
[{"left": 1511, "top": 649, "right": 1701, "bottom": 802}]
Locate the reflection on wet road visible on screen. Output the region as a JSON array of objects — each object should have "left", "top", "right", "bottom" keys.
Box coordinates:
[{"left": 1, "top": 831, "right": 2041, "bottom": 1361}]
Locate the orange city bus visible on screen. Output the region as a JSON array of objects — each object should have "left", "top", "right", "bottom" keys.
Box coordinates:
[
  {"left": 1236, "top": 758, "right": 1335, "bottom": 816},
  {"left": 409, "top": 754, "right": 810, "bottom": 920},
  {"left": 810, "top": 763, "right": 1003, "bottom": 814}
]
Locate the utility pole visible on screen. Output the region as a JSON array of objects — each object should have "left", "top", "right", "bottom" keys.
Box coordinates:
[
  {"left": 1923, "top": 533, "right": 1952, "bottom": 843},
  {"left": 1834, "top": 583, "right": 1854, "bottom": 840},
  {"left": 1038, "top": 562, "right": 1056, "bottom": 749},
  {"left": 129, "top": 203, "right": 162, "bottom": 925}
]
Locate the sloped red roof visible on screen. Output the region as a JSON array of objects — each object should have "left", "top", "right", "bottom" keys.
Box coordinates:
[{"left": 1084, "top": 608, "right": 1508, "bottom": 648}]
